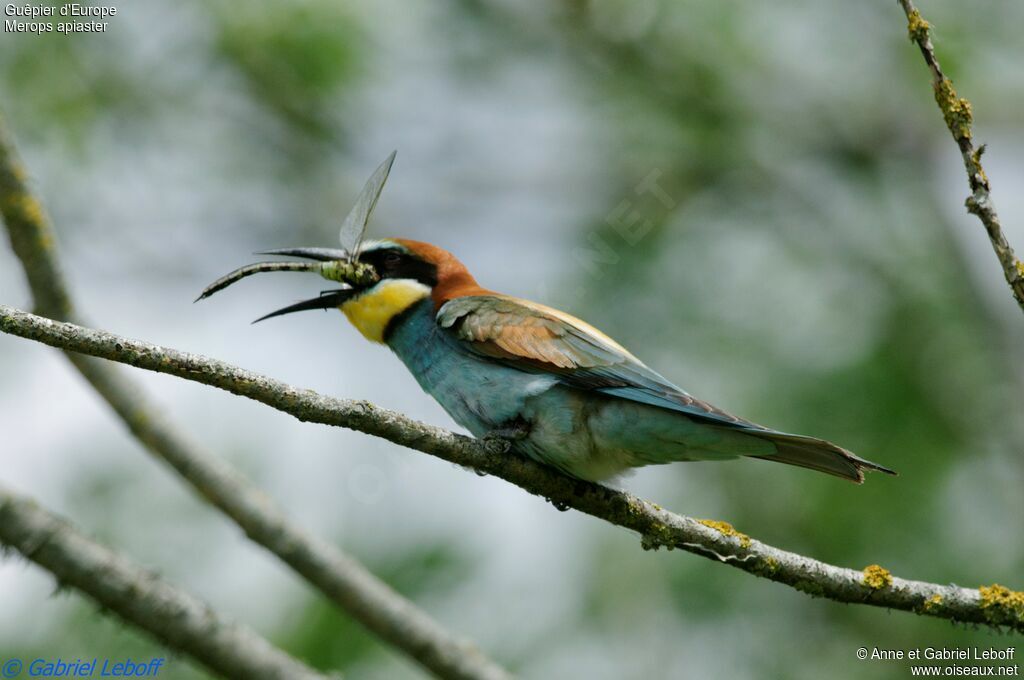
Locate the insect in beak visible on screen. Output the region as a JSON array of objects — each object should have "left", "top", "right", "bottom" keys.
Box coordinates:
[{"left": 196, "top": 152, "right": 397, "bottom": 322}]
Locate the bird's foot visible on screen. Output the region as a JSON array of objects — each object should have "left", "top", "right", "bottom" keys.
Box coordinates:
[{"left": 483, "top": 419, "right": 531, "bottom": 452}]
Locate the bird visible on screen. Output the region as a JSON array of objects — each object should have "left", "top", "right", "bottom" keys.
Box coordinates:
[
  {"left": 200, "top": 237, "right": 897, "bottom": 483},
  {"left": 198, "top": 155, "right": 895, "bottom": 484}
]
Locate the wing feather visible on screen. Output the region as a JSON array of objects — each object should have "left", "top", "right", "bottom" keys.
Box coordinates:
[{"left": 437, "top": 294, "right": 760, "bottom": 429}]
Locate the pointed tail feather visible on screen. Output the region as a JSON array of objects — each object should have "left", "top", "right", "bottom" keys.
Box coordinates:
[{"left": 748, "top": 431, "right": 897, "bottom": 484}]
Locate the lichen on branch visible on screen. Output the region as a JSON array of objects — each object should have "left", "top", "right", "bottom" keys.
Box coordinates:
[
  {"left": 897, "top": 0, "right": 1024, "bottom": 313},
  {"left": 1, "top": 304, "right": 1020, "bottom": 636}
]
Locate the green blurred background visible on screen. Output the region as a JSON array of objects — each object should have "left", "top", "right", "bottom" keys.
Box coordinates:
[{"left": 1, "top": 1, "right": 1022, "bottom": 678}]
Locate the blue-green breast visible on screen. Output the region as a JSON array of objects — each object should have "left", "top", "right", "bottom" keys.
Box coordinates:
[{"left": 386, "top": 299, "right": 558, "bottom": 437}]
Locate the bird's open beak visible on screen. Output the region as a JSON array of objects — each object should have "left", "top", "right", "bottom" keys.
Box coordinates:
[
  {"left": 196, "top": 247, "right": 380, "bottom": 323},
  {"left": 251, "top": 288, "right": 358, "bottom": 323}
]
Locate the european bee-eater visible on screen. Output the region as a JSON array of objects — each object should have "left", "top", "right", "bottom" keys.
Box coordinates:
[{"left": 199, "top": 154, "right": 896, "bottom": 484}]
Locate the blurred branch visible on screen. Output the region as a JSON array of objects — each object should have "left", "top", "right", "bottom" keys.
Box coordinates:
[
  {"left": 0, "top": 119, "right": 511, "bottom": 680},
  {"left": 0, "top": 484, "right": 331, "bottom": 680},
  {"left": 2, "top": 306, "right": 1021, "bottom": 635},
  {"left": 897, "top": 0, "right": 1024, "bottom": 313}
]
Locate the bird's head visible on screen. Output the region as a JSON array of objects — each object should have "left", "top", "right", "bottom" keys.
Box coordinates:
[
  {"left": 197, "top": 237, "right": 486, "bottom": 343},
  {"left": 198, "top": 152, "right": 486, "bottom": 342}
]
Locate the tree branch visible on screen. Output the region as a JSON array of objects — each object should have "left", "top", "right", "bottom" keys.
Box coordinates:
[
  {"left": 897, "top": 0, "right": 1024, "bottom": 313},
  {"left": 2, "top": 306, "right": 1021, "bottom": 634},
  {"left": 0, "top": 484, "right": 332, "bottom": 680},
  {"left": 0, "top": 118, "right": 511, "bottom": 680}
]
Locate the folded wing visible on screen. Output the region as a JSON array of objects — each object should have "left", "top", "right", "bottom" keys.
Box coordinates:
[
  {"left": 437, "top": 294, "right": 755, "bottom": 427},
  {"left": 436, "top": 294, "right": 896, "bottom": 482}
]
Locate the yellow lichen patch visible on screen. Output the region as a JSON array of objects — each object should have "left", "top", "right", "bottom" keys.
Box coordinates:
[
  {"left": 978, "top": 584, "right": 1024, "bottom": 626},
  {"left": 753, "top": 556, "right": 779, "bottom": 578},
  {"left": 862, "top": 564, "right": 893, "bottom": 590},
  {"left": 933, "top": 78, "right": 973, "bottom": 140},
  {"left": 4, "top": 193, "right": 46, "bottom": 227},
  {"left": 38, "top": 229, "right": 56, "bottom": 252},
  {"left": 969, "top": 148, "right": 989, "bottom": 187},
  {"left": 1015, "top": 260, "right": 1024, "bottom": 278},
  {"left": 922, "top": 594, "right": 943, "bottom": 613},
  {"left": 641, "top": 522, "right": 676, "bottom": 551},
  {"left": 906, "top": 9, "right": 931, "bottom": 43},
  {"left": 698, "top": 519, "right": 751, "bottom": 549}
]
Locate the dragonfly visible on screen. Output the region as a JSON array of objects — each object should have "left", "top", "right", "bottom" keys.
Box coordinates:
[{"left": 196, "top": 151, "right": 397, "bottom": 321}]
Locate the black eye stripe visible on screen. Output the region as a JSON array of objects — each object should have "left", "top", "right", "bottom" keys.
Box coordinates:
[{"left": 360, "top": 249, "right": 438, "bottom": 287}]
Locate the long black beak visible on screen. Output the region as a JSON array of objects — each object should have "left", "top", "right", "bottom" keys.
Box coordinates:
[
  {"left": 257, "top": 247, "right": 351, "bottom": 261},
  {"left": 252, "top": 288, "right": 357, "bottom": 324}
]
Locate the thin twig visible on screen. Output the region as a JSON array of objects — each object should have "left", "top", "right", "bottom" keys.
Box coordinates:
[
  {"left": 0, "top": 118, "right": 511, "bottom": 680},
  {"left": 2, "top": 305, "right": 1021, "bottom": 634},
  {"left": 0, "top": 485, "right": 332, "bottom": 680},
  {"left": 897, "top": 0, "right": 1024, "bottom": 313}
]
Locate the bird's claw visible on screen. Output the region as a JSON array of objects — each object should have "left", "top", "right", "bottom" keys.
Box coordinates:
[{"left": 483, "top": 420, "right": 530, "bottom": 452}]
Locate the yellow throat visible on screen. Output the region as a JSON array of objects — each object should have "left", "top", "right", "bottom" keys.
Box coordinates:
[{"left": 341, "top": 279, "right": 431, "bottom": 343}]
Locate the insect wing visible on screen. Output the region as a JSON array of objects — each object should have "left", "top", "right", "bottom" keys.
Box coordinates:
[{"left": 339, "top": 150, "right": 397, "bottom": 260}]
